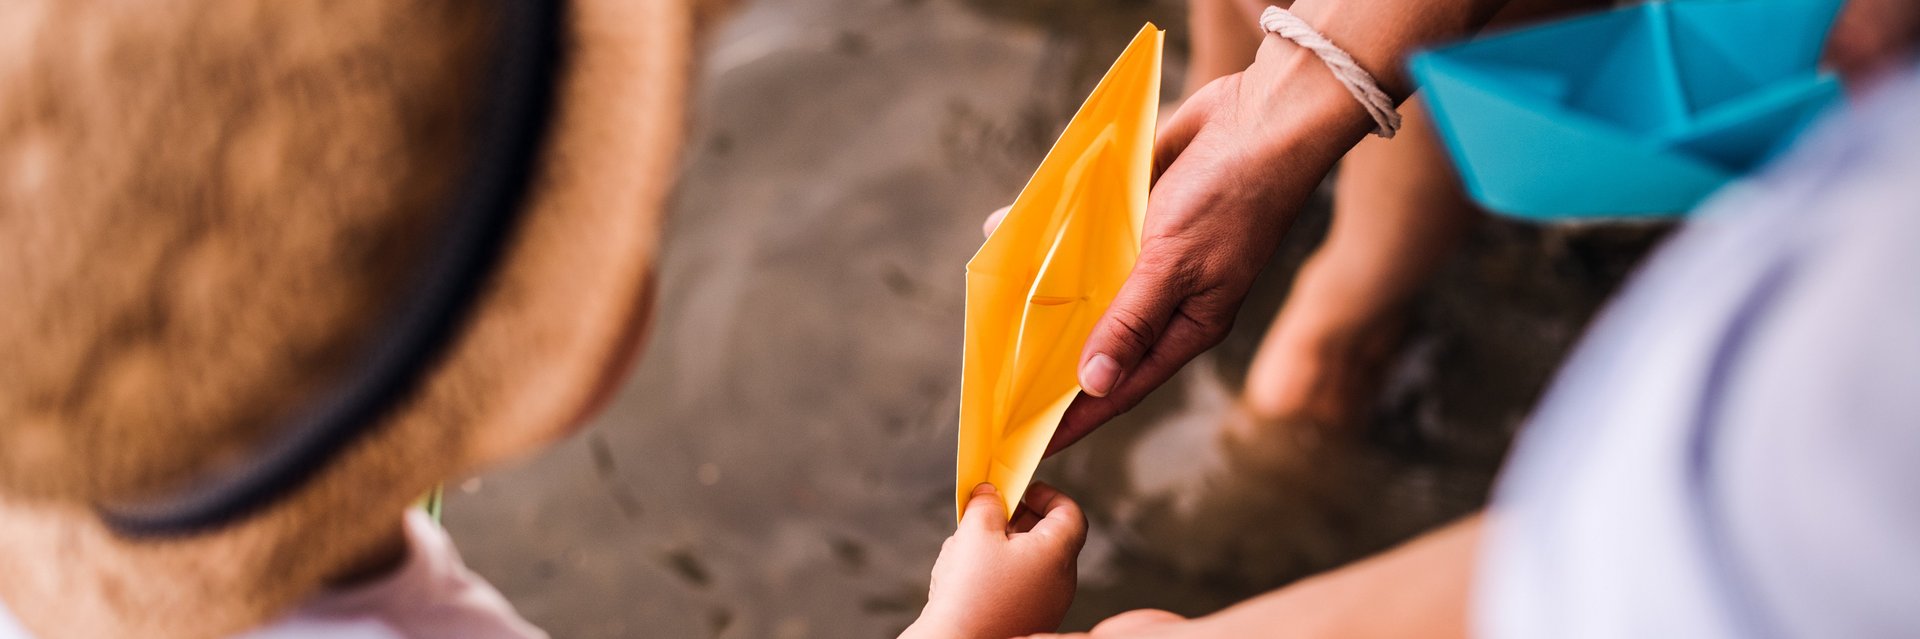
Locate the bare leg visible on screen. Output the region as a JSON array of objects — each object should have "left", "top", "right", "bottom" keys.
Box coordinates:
[
  {"left": 1241, "top": 102, "right": 1473, "bottom": 426},
  {"left": 1182, "top": 0, "right": 1271, "bottom": 99}
]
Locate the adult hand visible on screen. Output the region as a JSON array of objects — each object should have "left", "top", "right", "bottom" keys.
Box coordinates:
[{"left": 987, "top": 38, "right": 1377, "bottom": 455}]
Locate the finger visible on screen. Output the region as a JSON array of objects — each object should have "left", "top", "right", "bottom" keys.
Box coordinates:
[
  {"left": 959, "top": 482, "right": 1008, "bottom": 536},
  {"left": 1021, "top": 480, "right": 1068, "bottom": 515},
  {"left": 1022, "top": 482, "right": 1087, "bottom": 547},
  {"left": 982, "top": 205, "right": 1012, "bottom": 238},
  {"left": 1048, "top": 297, "right": 1234, "bottom": 456},
  {"left": 1076, "top": 253, "right": 1196, "bottom": 399},
  {"left": 1010, "top": 502, "right": 1044, "bottom": 534}
]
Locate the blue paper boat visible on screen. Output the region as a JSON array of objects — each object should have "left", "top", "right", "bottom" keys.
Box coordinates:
[{"left": 1409, "top": 0, "right": 1844, "bottom": 220}]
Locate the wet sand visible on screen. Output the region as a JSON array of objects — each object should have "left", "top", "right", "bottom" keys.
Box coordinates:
[{"left": 444, "top": 0, "right": 1666, "bottom": 636}]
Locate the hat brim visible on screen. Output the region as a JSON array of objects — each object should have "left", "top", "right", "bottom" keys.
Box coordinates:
[{"left": 0, "top": 1, "right": 694, "bottom": 636}]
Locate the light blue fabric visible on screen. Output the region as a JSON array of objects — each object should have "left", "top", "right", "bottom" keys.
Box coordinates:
[
  {"left": 1479, "top": 63, "right": 1920, "bottom": 638},
  {"left": 0, "top": 602, "right": 21, "bottom": 639}
]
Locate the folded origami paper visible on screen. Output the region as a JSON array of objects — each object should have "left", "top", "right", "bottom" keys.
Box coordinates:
[
  {"left": 1409, "top": 0, "right": 1844, "bottom": 220},
  {"left": 957, "top": 25, "right": 1161, "bottom": 519}
]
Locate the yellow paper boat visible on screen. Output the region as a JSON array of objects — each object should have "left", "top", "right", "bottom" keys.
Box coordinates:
[{"left": 957, "top": 24, "right": 1162, "bottom": 519}]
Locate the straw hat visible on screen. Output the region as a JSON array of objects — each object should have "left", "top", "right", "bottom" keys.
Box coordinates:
[{"left": 0, "top": 0, "right": 707, "bottom": 636}]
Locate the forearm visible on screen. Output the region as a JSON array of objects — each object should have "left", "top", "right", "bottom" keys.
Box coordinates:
[{"left": 1187, "top": 514, "right": 1483, "bottom": 638}]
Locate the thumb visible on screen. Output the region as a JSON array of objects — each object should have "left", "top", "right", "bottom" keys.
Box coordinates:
[
  {"left": 959, "top": 482, "right": 1009, "bottom": 536},
  {"left": 1077, "top": 261, "right": 1185, "bottom": 398},
  {"left": 1076, "top": 88, "right": 1219, "bottom": 399}
]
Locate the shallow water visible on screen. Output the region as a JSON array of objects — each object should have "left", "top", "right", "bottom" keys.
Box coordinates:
[{"left": 444, "top": 0, "right": 1665, "bottom": 636}]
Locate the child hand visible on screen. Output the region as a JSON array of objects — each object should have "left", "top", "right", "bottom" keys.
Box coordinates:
[{"left": 903, "top": 482, "right": 1088, "bottom": 639}]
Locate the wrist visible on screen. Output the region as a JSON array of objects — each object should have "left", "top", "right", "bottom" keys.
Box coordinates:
[
  {"left": 903, "top": 603, "right": 976, "bottom": 639},
  {"left": 1243, "top": 0, "right": 1495, "bottom": 156},
  {"left": 1249, "top": 36, "right": 1375, "bottom": 149},
  {"left": 1287, "top": 0, "right": 1492, "bottom": 99},
  {"left": 1228, "top": 42, "right": 1372, "bottom": 192},
  {"left": 907, "top": 601, "right": 1065, "bottom": 639}
]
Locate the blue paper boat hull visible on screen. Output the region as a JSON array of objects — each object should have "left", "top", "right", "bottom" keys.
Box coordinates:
[{"left": 1409, "top": 0, "right": 1843, "bottom": 221}]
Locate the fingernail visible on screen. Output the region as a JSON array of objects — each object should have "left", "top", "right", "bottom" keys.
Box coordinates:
[
  {"left": 971, "top": 482, "right": 997, "bottom": 497},
  {"left": 1080, "top": 354, "right": 1122, "bottom": 397}
]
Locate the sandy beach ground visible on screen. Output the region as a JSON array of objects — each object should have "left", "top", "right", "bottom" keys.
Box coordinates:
[{"left": 445, "top": 0, "right": 1665, "bottom": 636}]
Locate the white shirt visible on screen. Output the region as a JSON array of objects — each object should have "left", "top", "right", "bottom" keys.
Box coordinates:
[
  {"left": 1480, "top": 62, "right": 1920, "bottom": 638},
  {"left": 0, "top": 511, "right": 546, "bottom": 639}
]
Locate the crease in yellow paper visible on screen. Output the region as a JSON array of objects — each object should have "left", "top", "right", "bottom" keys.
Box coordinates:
[{"left": 957, "top": 24, "right": 1162, "bottom": 520}]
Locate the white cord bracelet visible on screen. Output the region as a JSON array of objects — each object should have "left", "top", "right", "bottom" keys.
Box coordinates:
[{"left": 1259, "top": 6, "right": 1403, "bottom": 138}]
